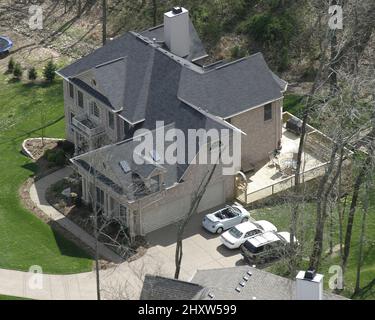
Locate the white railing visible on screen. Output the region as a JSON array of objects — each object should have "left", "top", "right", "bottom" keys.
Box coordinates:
[
  {"left": 72, "top": 114, "right": 105, "bottom": 136},
  {"left": 236, "top": 162, "right": 329, "bottom": 204}
]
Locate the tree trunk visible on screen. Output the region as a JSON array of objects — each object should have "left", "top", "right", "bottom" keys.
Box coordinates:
[
  {"left": 102, "top": 0, "right": 107, "bottom": 45},
  {"left": 354, "top": 183, "right": 369, "bottom": 294},
  {"left": 342, "top": 157, "right": 369, "bottom": 269},
  {"left": 175, "top": 150, "right": 221, "bottom": 279}
]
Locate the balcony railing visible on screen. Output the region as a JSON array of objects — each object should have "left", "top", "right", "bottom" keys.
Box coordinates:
[{"left": 72, "top": 114, "right": 105, "bottom": 136}]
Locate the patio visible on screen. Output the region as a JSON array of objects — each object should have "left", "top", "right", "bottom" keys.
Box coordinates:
[{"left": 236, "top": 113, "right": 330, "bottom": 205}]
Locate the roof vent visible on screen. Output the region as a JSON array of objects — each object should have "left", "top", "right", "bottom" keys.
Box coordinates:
[
  {"left": 208, "top": 292, "right": 215, "bottom": 299},
  {"left": 239, "top": 281, "right": 246, "bottom": 287},
  {"left": 235, "top": 287, "right": 241, "bottom": 293},
  {"left": 247, "top": 270, "right": 253, "bottom": 276},
  {"left": 172, "top": 7, "right": 183, "bottom": 14}
]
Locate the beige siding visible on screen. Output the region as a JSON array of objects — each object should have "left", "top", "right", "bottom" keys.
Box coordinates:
[{"left": 230, "top": 99, "right": 283, "bottom": 169}]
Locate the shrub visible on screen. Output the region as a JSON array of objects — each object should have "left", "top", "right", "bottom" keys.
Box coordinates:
[
  {"left": 7, "top": 57, "right": 15, "bottom": 73},
  {"left": 60, "top": 140, "right": 75, "bottom": 155},
  {"left": 28, "top": 67, "right": 37, "bottom": 81},
  {"left": 55, "top": 149, "right": 66, "bottom": 166},
  {"left": 13, "top": 63, "right": 23, "bottom": 79},
  {"left": 44, "top": 149, "right": 57, "bottom": 163},
  {"left": 230, "top": 45, "right": 248, "bottom": 59},
  {"left": 43, "top": 60, "right": 57, "bottom": 82}
]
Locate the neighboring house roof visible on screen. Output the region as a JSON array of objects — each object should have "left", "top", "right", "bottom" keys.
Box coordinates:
[
  {"left": 140, "top": 267, "right": 348, "bottom": 300},
  {"left": 191, "top": 266, "right": 348, "bottom": 300},
  {"left": 140, "top": 275, "right": 205, "bottom": 300}
]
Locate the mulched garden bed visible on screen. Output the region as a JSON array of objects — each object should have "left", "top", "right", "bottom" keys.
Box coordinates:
[{"left": 24, "top": 138, "right": 60, "bottom": 160}]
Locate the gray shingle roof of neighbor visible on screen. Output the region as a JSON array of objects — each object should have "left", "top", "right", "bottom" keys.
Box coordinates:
[
  {"left": 191, "top": 266, "right": 348, "bottom": 300},
  {"left": 140, "top": 267, "right": 349, "bottom": 300},
  {"left": 140, "top": 275, "right": 205, "bottom": 300}
]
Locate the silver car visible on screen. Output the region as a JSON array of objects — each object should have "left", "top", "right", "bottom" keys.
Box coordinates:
[{"left": 202, "top": 205, "right": 250, "bottom": 234}]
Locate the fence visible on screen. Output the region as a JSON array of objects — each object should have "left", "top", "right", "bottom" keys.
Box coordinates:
[{"left": 237, "top": 162, "right": 329, "bottom": 204}]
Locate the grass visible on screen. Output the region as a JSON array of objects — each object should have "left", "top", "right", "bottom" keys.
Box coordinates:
[
  {"left": 0, "top": 294, "right": 31, "bottom": 300},
  {"left": 0, "top": 73, "right": 93, "bottom": 274},
  {"left": 251, "top": 190, "right": 375, "bottom": 300},
  {"left": 283, "top": 94, "right": 305, "bottom": 117}
]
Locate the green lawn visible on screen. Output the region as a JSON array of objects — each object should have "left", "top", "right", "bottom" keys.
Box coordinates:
[
  {"left": 0, "top": 73, "right": 93, "bottom": 274},
  {"left": 252, "top": 191, "right": 375, "bottom": 300},
  {"left": 0, "top": 294, "right": 31, "bottom": 300}
]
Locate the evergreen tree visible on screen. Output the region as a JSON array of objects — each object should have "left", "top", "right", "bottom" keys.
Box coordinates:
[
  {"left": 43, "top": 60, "right": 57, "bottom": 82},
  {"left": 28, "top": 67, "right": 38, "bottom": 81},
  {"left": 13, "top": 63, "right": 23, "bottom": 80}
]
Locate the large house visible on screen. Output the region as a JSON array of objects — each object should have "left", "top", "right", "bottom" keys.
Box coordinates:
[{"left": 57, "top": 7, "right": 287, "bottom": 238}]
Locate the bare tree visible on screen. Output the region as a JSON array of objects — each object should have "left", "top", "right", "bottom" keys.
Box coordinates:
[
  {"left": 175, "top": 147, "right": 222, "bottom": 279},
  {"left": 102, "top": 0, "right": 107, "bottom": 45}
]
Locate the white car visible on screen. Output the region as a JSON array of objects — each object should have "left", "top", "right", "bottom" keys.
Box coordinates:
[
  {"left": 202, "top": 205, "right": 250, "bottom": 234},
  {"left": 220, "top": 220, "right": 277, "bottom": 249}
]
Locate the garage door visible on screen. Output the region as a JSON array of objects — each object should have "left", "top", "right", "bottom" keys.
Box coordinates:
[
  {"left": 142, "top": 194, "right": 191, "bottom": 234},
  {"left": 198, "top": 181, "right": 225, "bottom": 213}
]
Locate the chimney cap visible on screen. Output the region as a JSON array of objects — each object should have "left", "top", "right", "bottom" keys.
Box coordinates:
[
  {"left": 304, "top": 268, "right": 317, "bottom": 280},
  {"left": 172, "top": 7, "right": 183, "bottom": 14}
]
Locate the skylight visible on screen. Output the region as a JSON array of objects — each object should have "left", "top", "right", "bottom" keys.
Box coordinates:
[{"left": 119, "top": 160, "right": 131, "bottom": 174}]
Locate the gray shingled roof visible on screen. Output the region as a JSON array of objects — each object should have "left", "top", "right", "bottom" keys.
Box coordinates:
[
  {"left": 140, "top": 267, "right": 349, "bottom": 300},
  {"left": 191, "top": 266, "right": 348, "bottom": 300},
  {"left": 179, "top": 54, "right": 284, "bottom": 118},
  {"left": 58, "top": 31, "right": 285, "bottom": 124},
  {"left": 140, "top": 275, "right": 205, "bottom": 300}
]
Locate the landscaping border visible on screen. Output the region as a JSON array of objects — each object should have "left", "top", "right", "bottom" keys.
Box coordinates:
[{"left": 21, "top": 137, "right": 65, "bottom": 160}]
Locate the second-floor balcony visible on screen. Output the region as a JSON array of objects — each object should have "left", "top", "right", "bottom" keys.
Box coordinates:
[{"left": 72, "top": 114, "right": 105, "bottom": 137}]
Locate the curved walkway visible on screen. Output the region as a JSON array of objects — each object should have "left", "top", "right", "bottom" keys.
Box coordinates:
[
  {"left": 0, "top": 168, "right": 145, "bottom": 300},
  {"left": 0, "top": 169, "right": 243, "bottom": 300},
  {"left": 29, "top": 167, "right": 123, "bottom": 263}
]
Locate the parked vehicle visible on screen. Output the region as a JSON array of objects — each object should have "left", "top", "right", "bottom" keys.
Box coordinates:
[
  {"left": 202, "top": 205, "right": 250, "bottom": 234},
  {"left": 220, "top": 220, "right": 277, "bottom": 249},
  {"left": 240, "top": 231, "right": 298, "bottom": 264}
]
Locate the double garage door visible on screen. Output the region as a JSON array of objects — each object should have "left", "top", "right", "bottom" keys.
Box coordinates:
[{"left": 142, "top": 182, "right": 225, "bottom": 234}]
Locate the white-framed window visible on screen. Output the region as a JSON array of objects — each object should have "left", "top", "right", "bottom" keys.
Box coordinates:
[
  {"left": 264, "top": 103, "right": 273, "bottom": 121},
  {"left": 119, "top": 205, "right": 128, "bottom": 226},
  {"left": 69, "top": 83, "right": 74, "bottom": 99},
  {"left": 77, "top": 90, "right": 84, "bottom": 108},
  {"left": 108, "top": 111, "right": 115, "bottom": 129},
  {"left": 90, "top": 101, "right": 100, "bottom": 118}
]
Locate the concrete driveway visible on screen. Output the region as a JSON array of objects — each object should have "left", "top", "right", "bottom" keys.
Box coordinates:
[{"left": 144, "top": 210, "right": 246, "bottom": 282}]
